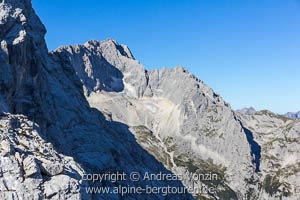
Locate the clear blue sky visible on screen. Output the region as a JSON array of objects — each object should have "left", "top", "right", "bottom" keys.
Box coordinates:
[{"left": 32, "top": 0, "right": 300, "bottom": 114}]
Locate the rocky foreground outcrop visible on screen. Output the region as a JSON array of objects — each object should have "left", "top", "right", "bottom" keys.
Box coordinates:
[{"left": 0, "top": 113, "right": 86, "bottom": 199}]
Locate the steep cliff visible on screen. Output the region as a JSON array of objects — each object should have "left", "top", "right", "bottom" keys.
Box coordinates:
[{"left": 237, "top": 110, "right": 300, "bottom": 199}]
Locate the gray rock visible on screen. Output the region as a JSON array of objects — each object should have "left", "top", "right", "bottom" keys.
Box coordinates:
[
  {"left": 23, "top": 156, "right": 41, "bottom": 178},
  {"left": 1, "top": 0, "right": 298, "bottom": 199},
  {"left": 237, "top": 107, "right": 257, "bottom": 115},
  {"left": 0, "top": 140, "right": 14, "bottom": 156},
  {"left": 0, "top": 114, "right": 84, "bottom": 200},
  {"left": 43, "top": 175, "right": 80, "bottom": 199},
  {"left": 40, "top": 161, "right": 64, "bottom": 176},
  {"left": 0, "top": 1, "right": 193, "bottom": 199}
]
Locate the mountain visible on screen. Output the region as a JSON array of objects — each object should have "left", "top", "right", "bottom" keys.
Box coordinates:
[
  {"left": 237, "top": 108, "right": 300, "bottom": 120},
  {"left": 53, "top": 39, "right": 300, "bottom": 199},
  {"left": 237, "top": 110, "right": 300, "bottom": 199},
  {"left": 0, "top": 0, "right": 299, "bottom": 200},
  {"left": 236, "top": 107, "right": 257, "bottom": 115},
  {"left": 0, "top": 1, "right": 193, "bottom": 199},
  {"left": 52, "top": 39, "right": 267, "bottom": 199},
  {"left": 284, "top": 111, "right": 300, "bottom": 119}
]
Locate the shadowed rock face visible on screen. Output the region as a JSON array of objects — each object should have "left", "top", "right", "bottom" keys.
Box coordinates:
[
  {"left": 0, "top": 1, "right": 194, "bottom": 199},
  {"left": 51, "top": 41, "right": 125, "bottom": 95},
  {"left": 242, "top": 126, "right": 261, "bottom": 172},
  {"left": 0, "top": 0, "right": 47, "bottom": 117}
]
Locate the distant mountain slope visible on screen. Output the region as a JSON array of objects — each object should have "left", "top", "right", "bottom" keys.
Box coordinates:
[
  {"left": 237, "top": 110, "right": 300, "bottom": 199},
  {"left": 284, "top": 111, "right": 300, "bottom": 119},
  {"left": 236, "top": 107, "right": 257, "bottom": 115}
]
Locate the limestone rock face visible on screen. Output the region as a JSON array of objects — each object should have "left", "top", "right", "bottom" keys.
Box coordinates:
[
  {"left": 237, "top": 110, "right": 300, "bottom": 200},
  {"left": 54, "top": 40, "right": 260, "bottom": 199},
  {"left": 1, "top": 0, "right": 299, "bottom": 200},
  {"left": 0, "top": 1, "right": 193, "bottom": 199},
  {"left": 55, "top": 36, "right": 300, "bottom": 199}
]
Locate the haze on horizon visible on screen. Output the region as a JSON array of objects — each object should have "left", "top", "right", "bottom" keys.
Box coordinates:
[{"left": 32, "top": 0, "right": 300, "bottom": 114}]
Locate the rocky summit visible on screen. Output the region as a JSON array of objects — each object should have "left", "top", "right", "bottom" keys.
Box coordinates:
[{"left": 0, "top": 0, "right": 299, "bottom": 200}]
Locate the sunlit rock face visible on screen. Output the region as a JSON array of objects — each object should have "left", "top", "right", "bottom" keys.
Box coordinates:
[
  {"left": 0, "top": 114, "right": 87, "bottom": 200},
  {"left": 0, "top": 1, "right": 193, "bottom": 199}
]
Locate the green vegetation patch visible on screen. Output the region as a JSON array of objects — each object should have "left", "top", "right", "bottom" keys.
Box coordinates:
[
  {"left": 263, "top": 174, "right": 292, "bottom": 197},
  {"left": 174, "top": 154, "right": 237, "bottom": 199}
]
